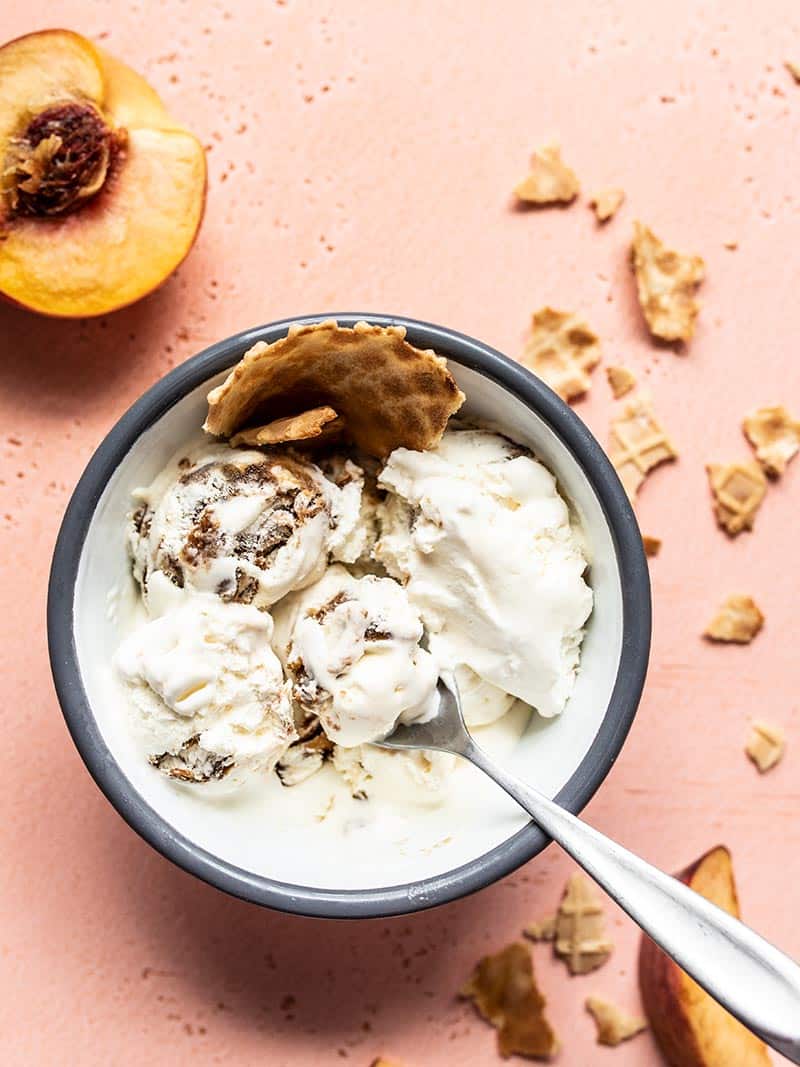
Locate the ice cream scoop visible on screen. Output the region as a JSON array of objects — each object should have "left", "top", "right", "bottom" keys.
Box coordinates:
[
  {"left": 114, "top": 596, "right": 295, "bottom": 786},
  {"left": 376, "top": 428, "right": 593, "bottom": 719},
  {"left": 272, "top": 564, "right": 439, "bottom": 747},
  {"left": 129, "top": 444, "right": 364, "bottom": 614}
]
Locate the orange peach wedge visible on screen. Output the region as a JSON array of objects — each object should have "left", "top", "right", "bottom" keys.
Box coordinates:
[
  {"left": 639, "top": 846, "right": 770, "bottom": 1067},
  {"left": 0, "top": 29, "right": 206, "bottom": 317}
]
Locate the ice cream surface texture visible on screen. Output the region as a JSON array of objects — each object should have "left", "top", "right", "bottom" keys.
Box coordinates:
[
  {"left": 114, "top": 422, "right": 591, "bottom": 801},
  {"left": 376, "top": 429, "right": 593, "bottom": 718},
  {"left": 114, "top": 597, "right": 295, "bottom": 786},
  {"left": 272, "top": 565, "right": 440, "bottom": 746},
  {"left": 129, "top": 444, "right": 364, "bottom": 615}
]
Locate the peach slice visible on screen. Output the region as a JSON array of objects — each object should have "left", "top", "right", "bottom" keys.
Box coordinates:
[
  {"left": 639, "top": 846, "right": 771, "bottom": 1066},
  {"left": 0, "top": 29, "right": 206, "bottom": 317}
]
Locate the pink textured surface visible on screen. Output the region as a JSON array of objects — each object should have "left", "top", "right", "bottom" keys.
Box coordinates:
[{"left": 1, "top": 2, "right": 799, "bottom": 1064}]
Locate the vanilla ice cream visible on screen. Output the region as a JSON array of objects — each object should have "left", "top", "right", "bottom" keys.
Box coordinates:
[
  {"left": 376, "top": 428, "right": 593, "bottom": 718},
  {"left": 272, "top": 564, "right": 440, "bottom": 747},
  {"left": 129, "top": 444, "right": 364, "bottom": 614},
  {"left": 114, "top": 596, "right": 295, "bottom": 786},
  {"left": 333, "top": 744, "right": 457, "bottom": 806}
]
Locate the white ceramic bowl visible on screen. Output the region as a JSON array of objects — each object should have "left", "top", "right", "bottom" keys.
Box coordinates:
[{"left": 48, "top": 314, "right": 650, "bottom": 917}]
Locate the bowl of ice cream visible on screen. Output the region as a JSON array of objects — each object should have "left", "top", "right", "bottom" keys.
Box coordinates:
[{"left": 48, "top": 313, "right": 650, "bottom": 918}]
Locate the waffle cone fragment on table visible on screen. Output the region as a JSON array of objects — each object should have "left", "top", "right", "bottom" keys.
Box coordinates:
[
  {"left": 643, "top": 535, "right": 661, "bottom": 557},
  {"left": 552, "top": 872, "right": 614, "bottom": 974},
  {"left": 205, "top": 319, "right": 465, "bottom": 458},
  {"left": 706, "top": 462, "right": 766, "bottom": 536},
  {"left": 514, "top": 143, "right": 580, "bottom": 205},
  {"left": 525, "top": 872, "right": 613, "bottom": 975},
  {"left": 460, "top": 942, "right": 559, "bottom": 1060},
  {"left": 608, "top": 396, "right": 677, "bottom": 498},
  {"left": 586, "top": 996, "right": 647, "bottom": 1046},
  {"left": 742, "top": 405, "right": 800, "bottom": 477},
  {"left": 590, "top": 187, "right": 625, "bottom": 222},
  {"left": 745, "top": 721, "right": 785, "bottom": 773},
  {"left": 606, "top": 364, "right": 637, "bottom": 398},
  {"left": 631, "top": 222, "right": 705, "bottom": 343},
  {"left": 520, "top": 307, "right": 601, "bottom": 402},
  {"left": 705, "top": 594, "right": 764, "bottom": 644}
]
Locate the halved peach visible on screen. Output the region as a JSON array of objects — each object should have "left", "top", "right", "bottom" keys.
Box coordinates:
[
  {"left": 0, "top": 29, "right": 206, "bottom": 317},
  {"left": 639, "top": 846, "right": 771, "bottom": 1067}
]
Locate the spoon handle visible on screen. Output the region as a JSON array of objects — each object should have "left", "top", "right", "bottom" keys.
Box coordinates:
[{"left": 464, "top": 739, "right": 800, "bottom": 1063}]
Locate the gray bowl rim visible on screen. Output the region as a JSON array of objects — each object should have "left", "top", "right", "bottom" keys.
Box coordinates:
[{"left": 47, "top": 312, "right": 651, "bottom": 919}]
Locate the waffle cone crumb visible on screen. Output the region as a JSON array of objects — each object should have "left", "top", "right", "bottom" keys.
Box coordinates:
[
  {"left": 606, "top": 365, "right": 637, "bottom": 398},
  {"left": 746, "top": 721, "right": 785, "bottom": 773},
  {"left": 643, "top": 535, "right": 661, "bottom": 557},
  {"left": 524, "top": 916, "right": 557, "bottom": 942},
  {"left": 514, "top": 143, "right": 580, "bottom": 205},
  {"left": 590, "top": 187, "right": 625, "bottom": 222},
  {"left": 786, "top": 61, "right": 800, "bottom": 84},
  {"left": 520, "top": 307, "right": 601, "bottom": 402},
  {"left": 705, "top": 595, "right": 764, "bottom": 643},
  {"left": 460, "top": 942, "right": 560, "bottom": 1060},
  {"left": 586, "top": 997, "right": 647, "bottom": 1046}
]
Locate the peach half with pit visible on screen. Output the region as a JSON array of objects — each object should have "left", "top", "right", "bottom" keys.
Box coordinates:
[{"left": 0, "top": 29, "right": 206, "bottom": 317}]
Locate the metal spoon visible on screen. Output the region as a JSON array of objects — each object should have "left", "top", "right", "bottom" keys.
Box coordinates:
[{"left": 377, "top": 676, "right": 800, "bottom": 1062}]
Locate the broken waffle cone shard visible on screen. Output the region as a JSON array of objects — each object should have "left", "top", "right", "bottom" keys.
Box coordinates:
[
  {"left": 205, "top": 320, "right": 465, "bottom": 459},
  {"left": 706, "top": 462, "right": 766, "bottom": 536},
  {"left": 228, "top": 405, "right": 341, "bottom": 447},
  {"left": 524, "top": 915, "right": 557, "bottom": 942},
  {"left": 606, "top": 364, "right": 637, "bottom": 398},
  {"left": 514, "top": 143, "right": 580, "bottom": 204},
  {"left": 590, "top": 187, "right": 625, "bottom": 222},
  {"left": 631, "top": 222, "right": 705, "bottom": 343},
  {"left": 643, "top": 535, "right": 661, "bottom": 557},
  {"left": 745, "top": 720, "right": 785, "bottom": 773},
  {"left": 460, "top": 942, "right": 560, "bottom": 1060},
  {"left": 554, "top": 873, "right": 613, "bottom": 975},
  {"left": 586, "top": 997, "right": 647, "bottom": 1046},
  {"left": 520, "top": 307, "right": 601, "bottom": 402},
  {"left": 608, "top": 395, "right": 678, "bottom": 499},
  {"left": 705, "top": 594, "right": 764, "bottom": 644},
  {"left": 742, "top": 405, "right": 800, "bottom": 476}
]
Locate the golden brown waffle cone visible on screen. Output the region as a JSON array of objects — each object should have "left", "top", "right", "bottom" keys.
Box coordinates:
[{"left": 206, "top": 320, "right": 464, "bottom": 458}]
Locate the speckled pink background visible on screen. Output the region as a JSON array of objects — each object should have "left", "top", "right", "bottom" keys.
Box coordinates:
[{"left": 1, "top": 2, "right": 799, "bottom": 1064}]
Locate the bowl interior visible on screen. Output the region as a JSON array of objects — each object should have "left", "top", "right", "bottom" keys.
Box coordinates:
[{"left": 72, "top": 356, "right": 623, "bottom": 893}]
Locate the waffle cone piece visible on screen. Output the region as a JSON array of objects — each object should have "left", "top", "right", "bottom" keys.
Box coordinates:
[
  {"left": 205, "top": 320, "right": 465, "bottom": 458},
  {"left": 229, "top": 406, "right": 342, "bottom": 448},
  {"left": 609, "top": 396, "right": 677, "bottom": 498},
  {"left": 706, "top": 462, "right": 766, "bottom": 536}
]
